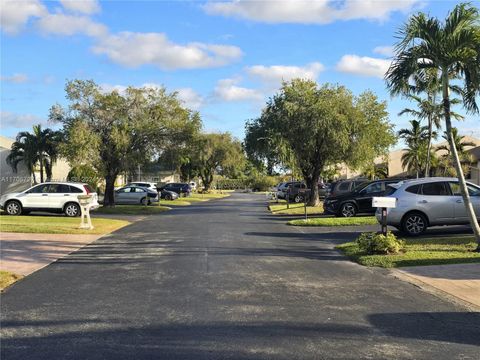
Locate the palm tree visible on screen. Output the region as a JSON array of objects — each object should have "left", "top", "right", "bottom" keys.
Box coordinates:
[
  {"left": 398, "top": 120, "right": 430, "bottom": 178},
  {"left": 436, "top": 128, "right": 476, "bottom": 176},
  {"left": 6, "top": 124, "right": 62, "bottom": 183},
  {"left": 386, "top": 3, "right": 480, "bottom": 249},
  {"left": 6, "top": 132, "right": 39, "bottom": 184}
]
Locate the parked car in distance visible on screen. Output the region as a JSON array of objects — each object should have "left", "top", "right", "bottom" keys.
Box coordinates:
[
  {"left": 276, "top": 181, "right": 301, "bottom": 200},
  {"left": 114, "top": 185, "right": 158, "bottom": 205},
  {"left": 325, "top": 178, "right": 369, "bottom": 198},
  {"left": 376, "top": 177, "right": 480, "bottom": 236},
  {"left": 128, "top": 182, "right": 158, "bottom": 193},
  {"left": 159, "top": 189, "right": 179, "bottom": 201},
  {"left": 0, "top": 182, "right": 99, "bottom": 217},
  {"left": 287, "top": 182, "right": 308, "bottom": 203},
  {"left": 324, "top": 179, "right": 404, "bottom": 217},
  {"left": 189, "top": 182, "right": 197, "bottom": 191},
  {"left": 158, "top": 183, "right": 192, "bottom": 196}
]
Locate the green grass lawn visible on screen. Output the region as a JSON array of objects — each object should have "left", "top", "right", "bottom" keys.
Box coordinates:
[
  {"left": 268, "top": 201, "right": 324, "bottom": 215},
  {"left": 337, "top": 235, "right": 480, "bottom": 268},
  {"left": 0, "top": 271, "right": 23, "bottom": 290},
  {"left": 95, "top": 205, "right": 171, "bottom": 215},
  {"left": 289, "top": 216, "right": 378, "bottom": 226},
  {"left": 0, "top": 215, "right": 131, "bottom": 234},
  {"left": 159, "top": 199, "right": 192, "bottom": 206}
]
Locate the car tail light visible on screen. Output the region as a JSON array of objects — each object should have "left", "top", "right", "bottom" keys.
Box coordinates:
[{"left": 83, "top": 185, "right": 91, "bottom": 194}]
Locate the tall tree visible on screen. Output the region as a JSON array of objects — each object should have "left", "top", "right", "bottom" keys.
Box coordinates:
[
  {"left": 398, "top": 119, "right": 430, "bottom": 178},
  {"left": 190, "top": 133, "right": 245, "bottom": 191},
  {"left": 386, "top": 2, "right": 480, "bottom": 249},
  {"left": 51, "top": 80, "right": 201, "bottom": 206},
  {"left": 246, "top": 80, "right": 396, "bottom": 206}
]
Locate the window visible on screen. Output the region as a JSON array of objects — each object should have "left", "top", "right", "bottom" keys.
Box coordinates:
[
  {"left": 384, "top": 185, "right": 398, "bottom": 196},
  {"left": 353, "top": 181, "right": 366, "bottom": 190},
  {"left": 421, "top": 182, "right": 449, "bottom": 196},
  {"left": 405, "top": 184, "right": 420, "bottom": 194},
  {"left": 118, "top": 187, "right": 132, "bottom": 193},
  {"left": 338, "top": 182, "right": 350, "bottom": 191},
  {"left": 449, "top": 182, "right": 480, "bottom": 197},
  {"left": 69, "top": 186, "right": 83, "bottom": 193},
  {"left": 134, "top": 188, "right": 145, "bottom": 193},
  {"left": 28, "top": 184, "right": 48, "bottom": 193},
  {"left": 362, "top": 182, "right": 383, "bottom": 194},
  {"left": 56, "top": 184, "right": 71, "bottom": 193}
]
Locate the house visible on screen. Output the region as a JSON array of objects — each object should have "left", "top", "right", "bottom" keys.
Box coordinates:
[
  {"left": 334, "top": 135, "right": 480, "bottom": 185},
  {"left": 380, "top": 135, "right": 480, "bottom": 184}
]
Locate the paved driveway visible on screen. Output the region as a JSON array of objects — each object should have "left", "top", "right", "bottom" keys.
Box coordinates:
[{"left": 1, "top": 193, "right": 479, "bottom": 359}]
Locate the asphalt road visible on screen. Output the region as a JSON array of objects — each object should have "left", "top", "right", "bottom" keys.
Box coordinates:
[{"left": 1, "top": 193, "right": 479, "bottom": 359}]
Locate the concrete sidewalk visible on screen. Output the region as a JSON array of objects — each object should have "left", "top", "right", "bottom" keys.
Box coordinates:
[
  {"left": 394, "top": 263, "right": 480, "bottom": 310},
  {"left": 0, "top": 232, "right": 103, "bottom": 276}
]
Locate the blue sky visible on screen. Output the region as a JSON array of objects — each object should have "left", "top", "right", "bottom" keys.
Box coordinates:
[{"left": 1, "top": 0, "right": 479, "bottom": 148}]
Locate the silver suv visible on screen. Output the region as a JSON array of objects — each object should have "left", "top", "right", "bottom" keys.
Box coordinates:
[{"left": 376, "top": 177, "right": 480, "bottom": 236}]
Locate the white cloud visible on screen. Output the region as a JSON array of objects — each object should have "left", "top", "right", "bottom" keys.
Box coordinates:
[
  {"left": 37, "top": 13, "right": 108, "bottom": 37},
  {"left": 336, "top": 55, "right": 391, "bottom": 78},
  {"left": 203, "top": 0, "right": 419, "bottom": 24},
  {"left": 246, "top": 62, "right": 324, "bottom": 87},
  {"left": 99, "top": 83, "right": 205, "bottom": 110},
  {"left": 175, "top": 88, "right": 204, "bottom": 110},
  {"left": 214, "top": 78, "right": 262, "bottom": 102},
  {"left": 0, "top": 0, "right": 47, "bottom": 34},
  {"left": 1, "top": 73, "right": 29, "bottom": 83},
  {"left": 0, "top": 111, "right": 46, "bottom": 129},
  {"left": 60, "top": 0, "right": 101, "bottom": 14},
  {"left": 373, "top": 46, "right": 395, "bottom": 57},
  {"left": 92, "top": 32, "right": 243, "bottom": 70}
]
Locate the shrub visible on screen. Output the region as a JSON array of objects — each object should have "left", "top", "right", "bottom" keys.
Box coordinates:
[
  {"left": 247, "top": 175, "right": 278, "bottom": 192},
  {"left": 356, "top": 232, "right": 405, "bottom": 255}
]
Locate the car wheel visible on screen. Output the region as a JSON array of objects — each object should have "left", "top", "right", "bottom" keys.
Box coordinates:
[
  {"left": 401, "top": 212, "right": 427, "bottom": 236},
  {"left": 5, "top": 200, "right": 22, "bottom": 215},
  {"left": 294, "top": 194, "right": 304, "bottom": 203},
  {"left": 165, "top": 194, "right": 172, "bottom": 201},
  {"left": 340, "top": 202, "right": 357, "bottom": 217},
  {"left": 140, "top": 197, "right": 148, "bottom": 205},
  {"left": 64, "top": 202, "right": 80, "bottom": 217}
]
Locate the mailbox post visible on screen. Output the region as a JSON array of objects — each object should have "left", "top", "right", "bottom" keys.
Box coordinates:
[
  {"left": 78, "top": 195, "right": 94, "bottom": 230},
  {"left": 372, "top": 197, "right": 396, "bottom": 236}
]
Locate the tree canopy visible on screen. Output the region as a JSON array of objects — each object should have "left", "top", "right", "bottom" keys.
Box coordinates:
[
  {"left": 245, "top": 79, "right": 396, "bottom": 205},
  {"left": 51, "top": 79, "right": 201, "bottom": 206}
]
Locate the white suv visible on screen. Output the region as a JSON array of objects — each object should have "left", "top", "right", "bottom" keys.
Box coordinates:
[{"left": 0, "top": 182, "right": 99, "bottom": 217}]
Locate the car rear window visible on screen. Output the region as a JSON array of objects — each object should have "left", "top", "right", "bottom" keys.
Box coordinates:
[
  {"left": 69, "top": 186, "right": 83, "bottom": 193},
  {"left": 338, "top": 182, "right": 350, "bottom": 191}
]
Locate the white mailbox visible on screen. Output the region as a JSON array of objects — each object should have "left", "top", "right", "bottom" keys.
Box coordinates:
[
  {"left": 372, "top": 197, "right": 396, "bottom": 208},
  {"left": 78, "top": 195, "right": 94, "bottom": 230}
]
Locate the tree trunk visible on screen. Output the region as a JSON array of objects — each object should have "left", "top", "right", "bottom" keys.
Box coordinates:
[
  {"left": 201, "top": 171, "right": 213, "bottom": 191},
  {"left": 39, "top": 155, "right": 44, "bottom": 183},
  {"left": 103, "top": 174, "right": 117, "bottom": 207},
  {"left": 442, "top": 71, "right": 480, "bottom": 250},
  {"left": 306, "top": 172, "right": 321, "bottom": 207},
  {"left": 425, "top": 115, "right": 433, "bottom": 177}
]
